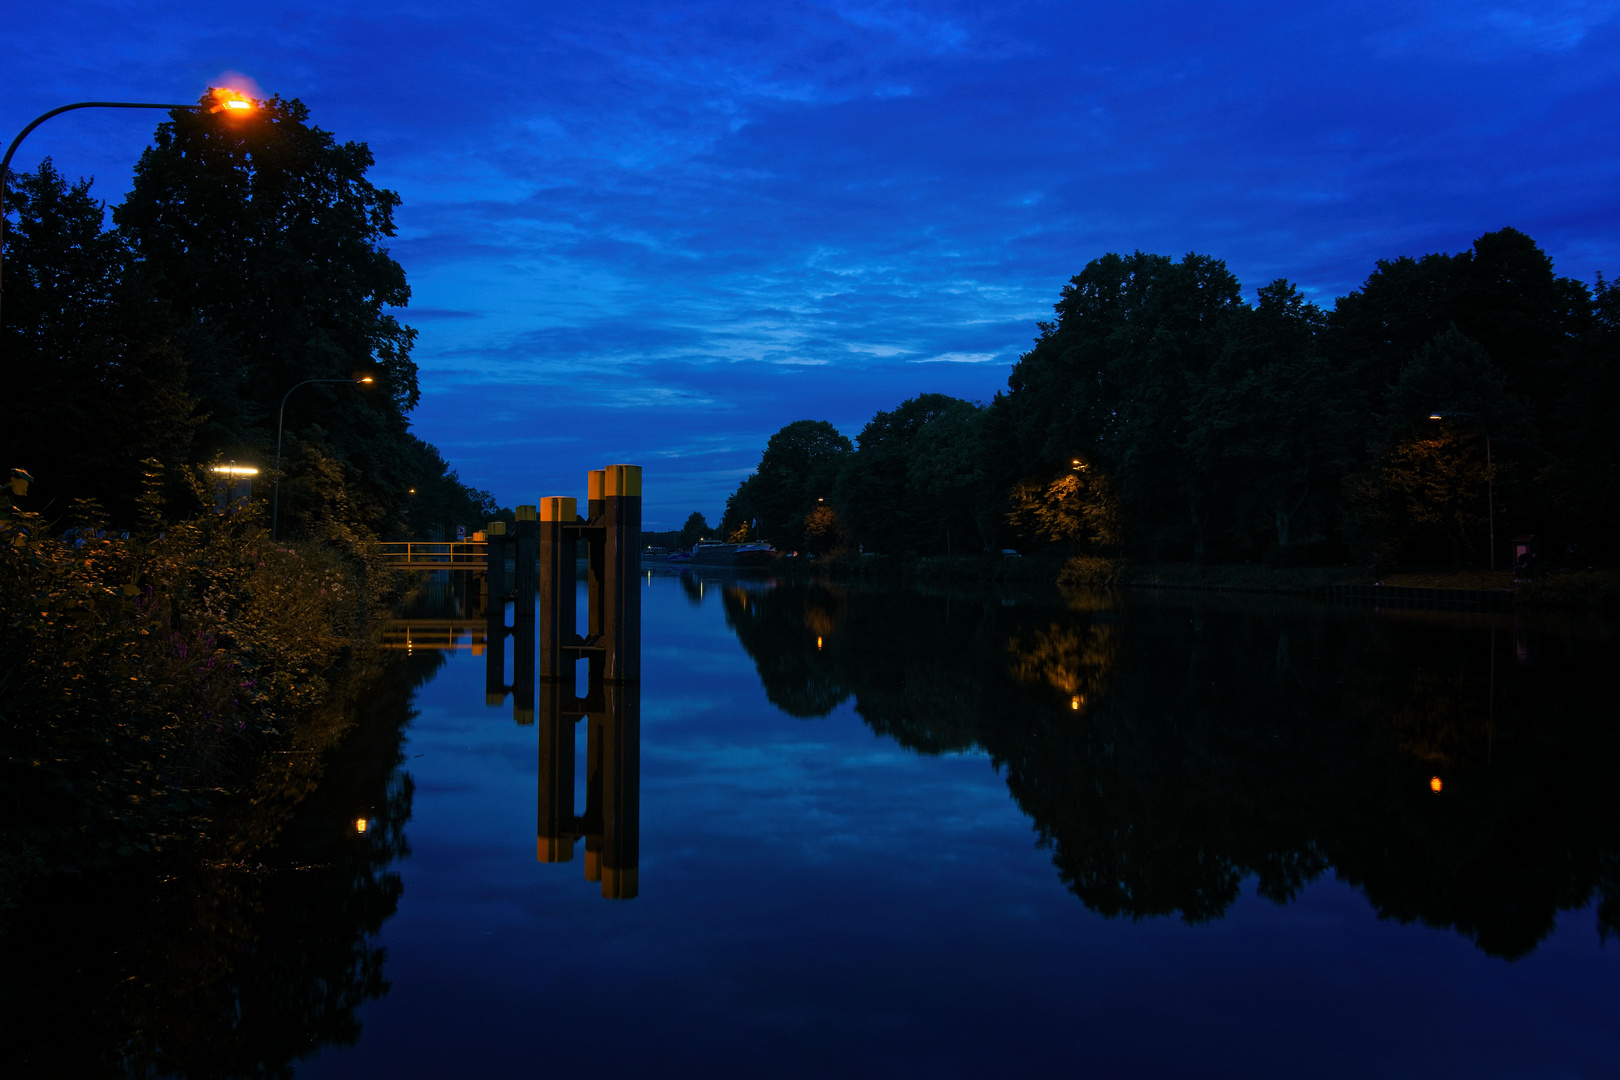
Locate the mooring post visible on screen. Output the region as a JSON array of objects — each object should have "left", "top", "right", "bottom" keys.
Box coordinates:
[
  {"left": 602, "top": 464, "right": 642, "bottom": 682},
  {"left": 538, "top": 496, "right": 577, "bottom": 681},
  {"left": 587, "top": 469, "right": 605, "bottom": 641},
  {"left": 485, "top": 520, "right": 509, "bottom": 600},
  {"left": 536, "top": 679, "right": 577, "bottom": 863},
  {"left": 513, "top": 505, "right": 538, "bottom": 617},
  {"left": 599, "top": 678, "right": 640, "bottom": 899}
]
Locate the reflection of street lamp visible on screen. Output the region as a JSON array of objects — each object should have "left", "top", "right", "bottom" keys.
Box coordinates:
[
  {"left": 1428, "top": 411, "right": 1495, "bottom": 571},
  {"left": 0, "top": 89, "right": 257, "bottom": 326},
  {"left": 271, "top": 377, "right": 373, "bottom": 540}
]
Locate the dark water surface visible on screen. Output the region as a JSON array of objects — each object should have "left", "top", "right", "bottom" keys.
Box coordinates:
[{"left": 9, "top": 575, "right": 1619, "bottom": 1077}]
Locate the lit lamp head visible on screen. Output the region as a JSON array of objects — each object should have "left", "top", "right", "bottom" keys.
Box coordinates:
[
  {"left": 1429, "top": 413, "right": 1445, "bottom": 421},
  {"left": 208, "top": 87, "right": 256, "bottom": 115}
]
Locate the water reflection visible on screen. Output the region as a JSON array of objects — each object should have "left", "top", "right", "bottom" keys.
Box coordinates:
[
  {"left": 537, "top": 678, "right": 640, "bottom": 900},
  {"left": 721, "top": 580, "right": 1620, "bottom": 959},
  {"left": 0, "top": 648, "right": 433, "bottom": 1077}
]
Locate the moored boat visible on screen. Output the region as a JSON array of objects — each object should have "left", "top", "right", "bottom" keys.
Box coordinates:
[{"left": 666, "top": 542, "right": 779, "bottom": 568}]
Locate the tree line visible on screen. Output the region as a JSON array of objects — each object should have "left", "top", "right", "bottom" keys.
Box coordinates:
[
  {"left": 720, "top": 229, "right": 1620, "bottom": 568},
  {"left": 2, "top": 94, "right": 494, "bottom": 540}
]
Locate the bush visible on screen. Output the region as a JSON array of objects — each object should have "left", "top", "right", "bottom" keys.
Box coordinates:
[{"left": 0, "top": 464, "right": 395, "bottom": 916}]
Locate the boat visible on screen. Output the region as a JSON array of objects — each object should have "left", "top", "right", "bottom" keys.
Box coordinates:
[{"left": 665, "top": 542, "right": 779, "bottom": 568}]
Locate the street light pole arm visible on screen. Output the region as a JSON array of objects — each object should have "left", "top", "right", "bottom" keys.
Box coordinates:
[{"left": 1, "top": 100, "right": 196, "bottom": 323}]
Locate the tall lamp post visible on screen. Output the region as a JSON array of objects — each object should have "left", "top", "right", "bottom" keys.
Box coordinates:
[
  {"left": 271, "top": 377, "right": 373, "bottom": 540},
  {"left": 0, "top": 89, "right": 255, "bottom": 326},
  {"left": 1429, "top": 411, "right": 1495, "bottom": 572}
]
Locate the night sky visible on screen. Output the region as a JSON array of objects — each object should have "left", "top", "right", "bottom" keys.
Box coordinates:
[{"left": 9, "top": 2, "right": 1620, "bottom": 528}]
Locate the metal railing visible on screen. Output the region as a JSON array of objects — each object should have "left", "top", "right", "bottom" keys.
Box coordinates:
[{"left": 373, "top": 540, "right": 490, "bottom": 567}]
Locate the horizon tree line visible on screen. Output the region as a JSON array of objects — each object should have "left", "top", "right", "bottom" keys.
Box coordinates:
[{"left": 718, "top": 228, "right": 1620, "bottom": 568}]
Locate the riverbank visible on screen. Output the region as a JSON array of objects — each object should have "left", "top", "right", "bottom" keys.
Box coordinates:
[{"left": 767, "top": 550, "right": 1620, "bottom": 610}]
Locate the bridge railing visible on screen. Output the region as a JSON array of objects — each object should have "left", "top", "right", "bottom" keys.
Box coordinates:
[{"left": 373, "top": 540, "right": 490, "bottom": 566}]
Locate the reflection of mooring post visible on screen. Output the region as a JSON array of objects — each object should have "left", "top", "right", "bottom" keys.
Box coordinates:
[
  {"left": 485, "top": 608, "right": 508, "bottom": 707},
  {"left": 510, "top": 613, "right": 535, "bottom": 725},
  {"left": 513, "top": 504, "right": 537, "bottom": 618},
  {"left": 598, "top": 679, "right": 640, "bottom": 899},
  {"left": 536, "top": 678, "right": 578, "bottom": 862}
]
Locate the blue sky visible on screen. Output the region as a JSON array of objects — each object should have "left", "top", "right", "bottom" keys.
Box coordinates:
[{"left": 9, "top": 1, "right": 1620, "bottom": 527}]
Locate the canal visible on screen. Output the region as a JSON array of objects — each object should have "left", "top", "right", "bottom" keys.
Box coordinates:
[{"left": 8, "top": 573, "right": 1620, "bottom": 1076}]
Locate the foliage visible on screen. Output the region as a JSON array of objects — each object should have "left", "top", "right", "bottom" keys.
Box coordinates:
[
  {"left": 1008, "top": 468, "right": 1121, "bottom": 549},
  {"left": 0, "top": 463, "right": 395, "bottom": 913}
]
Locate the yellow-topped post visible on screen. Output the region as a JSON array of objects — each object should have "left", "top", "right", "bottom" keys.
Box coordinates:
[
  {"left": 538, "top": 496, "right": 578, "bottom": 680},
  {"left": 602, "top": 464, "right": 642, "bottom": 682},
  {"left": 513, "top": 505, "right": 538, "bottom": 617}
]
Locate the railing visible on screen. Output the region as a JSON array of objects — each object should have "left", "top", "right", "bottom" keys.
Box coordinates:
[
  {"left": 379, "top": 618, "right": 489, "bottom": 652},
  {"left": 374, "top": 540, "right": 490, "bottom": 568}
]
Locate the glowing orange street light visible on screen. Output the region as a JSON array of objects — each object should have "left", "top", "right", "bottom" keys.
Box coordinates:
[
  {"left": 1071, "top": 695, "right": 1081, "bottom": 710},
  {"left": 1, "top": 89, "right": 259, "bottom": 326},
  {"left": 209, "top": 87, "right": 257, "bottom": 113},
  {"left": 355, "top": 817, "right": 369, "bottom": 834},
  {"left": 1430, "top": 776, "right": 1443, "bottom": 793}
]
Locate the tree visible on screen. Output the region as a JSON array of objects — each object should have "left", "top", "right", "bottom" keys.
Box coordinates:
[
  {"left": 835, "top": 394, "right": 976, "bottom": 554},
  {"left": 679, "top": 511, "right": 711, "bottom": 549},
  {"left": 721, "top": 420, "right": 851, "bottom": 551},
  {"left": 1188, "top": 279, "right": 1357, "bottom": 555},
  {"left": 991, "top": 251, "right": 1246, "bottom": 558},
  {"left": 0, "top": 162, "right": 197, "bottom": 520},
  {"left": 114, "top": 94, "right": 422, "bottom": 535}
]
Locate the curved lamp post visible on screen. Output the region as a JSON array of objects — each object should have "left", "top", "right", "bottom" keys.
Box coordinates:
[
  {"left": 0, "top": 89, "right": 256, "bottom": 326},
  {"left": 271, "top": 376, "right": 373, "bottom": 540},
  {"left": 1429, "top": 410, "right": 1495, "bottom": 572}
]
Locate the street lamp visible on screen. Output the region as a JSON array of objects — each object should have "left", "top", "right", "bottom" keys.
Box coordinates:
[
  {"left": 271, "top": 376, "right": 373, "bottom": 540},
  {"left": 1428, "top": 411, "right": 1495, "bottom": 572},
  {"left": 0, "top": 88, "right": 257, "bottom": 325}
]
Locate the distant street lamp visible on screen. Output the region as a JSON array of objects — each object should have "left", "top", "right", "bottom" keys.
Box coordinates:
[
  {"left": 271, "top": 376, "right": 373, "bottom": 540},
  {"left": 0, "top": 88, "right": 256, "bottom": 327},
  {"left": 1429, "top": 411, "right": 1495, "bottom": 572}
]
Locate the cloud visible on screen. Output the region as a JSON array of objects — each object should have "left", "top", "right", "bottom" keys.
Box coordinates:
[{"left": 909, "top": 351, "right": 1002, "bottom": 364}]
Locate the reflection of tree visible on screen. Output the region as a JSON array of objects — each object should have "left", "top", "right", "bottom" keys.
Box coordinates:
[
  {"left": 0, "top": 651, "right": 434, "bottom": 1076},
  {"left": 722, "top": 585, "right": 1620, "bottom": 958},
  {"left": 722, "top": 584, "right": 850, "bottom": 717},
  {"left": 1006, "top": 622, "right": 1117, "bottom": 711}
]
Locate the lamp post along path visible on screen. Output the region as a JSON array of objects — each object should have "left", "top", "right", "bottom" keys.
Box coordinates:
[
  {"left": 0, "top": 89, "right": 256, "bottom": 328},
  {"left": 272, "top": 377, "right": 373, "bottom": 540}
]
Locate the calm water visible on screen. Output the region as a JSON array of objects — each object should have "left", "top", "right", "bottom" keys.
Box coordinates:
[{"left": 9, "top": 574, "right": 1620, "bottom": 1077}]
